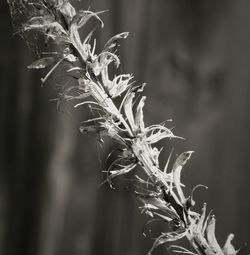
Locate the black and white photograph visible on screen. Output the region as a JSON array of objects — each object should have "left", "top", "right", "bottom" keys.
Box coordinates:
[{"left": 0, "top": 1, "right": 250, "bottom": 255}]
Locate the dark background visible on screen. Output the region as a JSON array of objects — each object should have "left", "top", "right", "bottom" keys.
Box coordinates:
[{"left": 0, "top": 0, "right": 250, "bottom": 255}]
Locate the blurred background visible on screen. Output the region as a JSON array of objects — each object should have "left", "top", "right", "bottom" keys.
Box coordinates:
[{"left": 0, "top": 0, "right": 250, "bottom": 255}]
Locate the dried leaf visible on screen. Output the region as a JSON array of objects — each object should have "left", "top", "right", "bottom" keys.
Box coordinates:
[
  {"left": 64, "top": 53, "right": 77, "bottom": 62},
  {"left": 135, "top": 96, "right": 146, "bottom": 133},
  {"left": 172, "top": 151, "right": 193, "bottom": 204},
  {"left": 100, "top": 119, "right": 122, "bottom": 142},
  {"left": 124, "top": 92, "right": 135, "bottom": 131},
  {"left": 161, "top": 189, "right": 184, "bottom": 223},
  {"left": 93, "top": 52, "right": 120, "bottom": 77},
  {"left": 103, "top": 32, "right": 129, "bottom": 51},
  {"left": 205, "top": 216, "right": 223, "bottom": 254},
  {"left": 71, "top": 10, "right": 105, "bottom": 29},
  {"left": 153, "top": 212, "right": 173, "bottom": 222},
  {"left": 170, "top": 245, "right": 197, "bottom": 255},
  {"left": 100, "top": 51, "right": 120, "bottom": 68},
  {"left": 109, "top": 163, "right": 136, "bottom": 181},
  {"left": 148, "top": 231, "right": 186, "bottom": 255},
  {"left": 131, "top": 82, "right": 146, "bottom": 93},
  {"left": 28, "top": 57, "right": 55, "bottom": 69},
  {"left": 41, "top": 58, "right": 64, "bottom": 84},
  {"left": 24, "top": 16, "right": 54, "bottom": 30},
  {"left": 188, "top": 185, "right": 208, "bottom": 210},
  {"left": 59, "top": 86, "right": 91, "bottom": 101},
  {"left": 145, "top": 125, "right": 176, "bottom": 144},
  {"left": 196, "top": 203, "right": 207, "bottom": 234},
  {"left": 109, "top": 74, "right": 133, "bottom": 98},
  {"left": 58, "top": 1, "right": 76, "bottom": 24},
  {"left": 24, "top": 16, "right": 67, "bottom": 37},
  {"left": 163, "top": 148, "right": 173, "bottom": 174},
  {"left": 138, "top": 195, "right": 177, "bottom": 218},
  {"left": 223, "top": 234, "right": 238, "bottom": 255},
  {"left": 79, "top": 125, "right": 101, "bottom": 134}
]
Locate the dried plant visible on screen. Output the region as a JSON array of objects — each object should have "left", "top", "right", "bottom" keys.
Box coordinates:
[{"left": 8, "top": 0, "right": 239, "bottom": 254}]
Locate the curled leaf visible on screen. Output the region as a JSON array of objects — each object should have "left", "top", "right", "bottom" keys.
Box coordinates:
[
  {"left": 93, "top": 51, "right": 120, "bottom": 77},
  {"left": 187, "top": 184, "right": 208, "bottom": 210},
  {"left": 172, "top": 151, "right": 193, "bottom": 204},
  {"left": 103, "top": 32, "right": 129, "bottom": 51},
  {"left": 174, "top": 151, "right": 194, "bottom": 167},
  {"left": 131, "top": 82, "right": 146, "bottom": 93},
  {"left": 100, "top": 51, "right": 120, "bottom": 68},
  {"left": 145, "top": 125, "right": 177, "bottom": 144},
  {"left": 109, "top": 74, "right": 133, "bottom": 98}
]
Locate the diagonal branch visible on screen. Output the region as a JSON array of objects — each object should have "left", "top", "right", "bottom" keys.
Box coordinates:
[{"left": 7, "top": 1, "right": 239, "bottom": 254}]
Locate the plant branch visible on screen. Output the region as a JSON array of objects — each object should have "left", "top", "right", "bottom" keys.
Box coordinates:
[{"left": 7, "top": 1, "right": 239, "bottom": 254}]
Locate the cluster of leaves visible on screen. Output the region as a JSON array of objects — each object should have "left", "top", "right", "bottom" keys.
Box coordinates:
[{"left": 8, "top": 0, "right": 239, "bottom": 254}]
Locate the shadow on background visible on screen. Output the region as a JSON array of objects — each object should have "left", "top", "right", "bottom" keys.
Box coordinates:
[{"left": 0, "top": 0, "right": 250, "bottom": 255}]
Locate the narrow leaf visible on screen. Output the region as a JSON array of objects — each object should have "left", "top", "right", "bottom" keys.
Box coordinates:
[
  {"left": 172, "top": 151, "right": 193, "bottom": 204},
  {"left": 164, "top": 148, "right": 174, "bottom": 174},
  {"left": 135, "top": 96, "right": 146, "bottom": 133},
  {"left": 124, "top": 92, "right": 135, "bottom": 131},
  {"left": 206, "top": 216, "right": 223, "bottom": 254}
]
